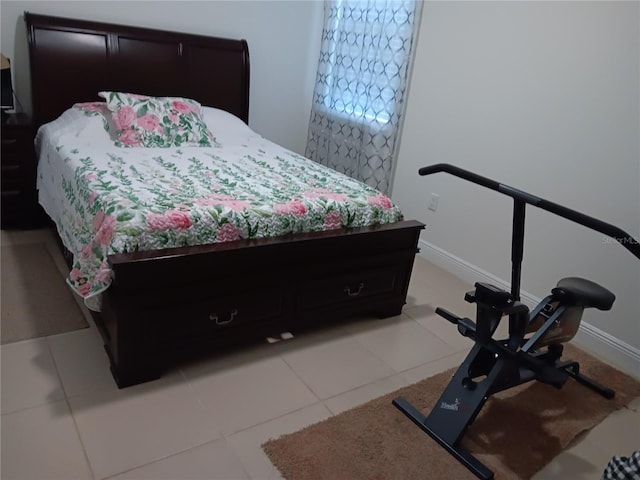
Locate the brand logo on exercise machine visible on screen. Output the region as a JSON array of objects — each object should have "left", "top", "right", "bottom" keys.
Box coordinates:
[{"left": 440, "top": 398, "right": 461, "bottom": 411}]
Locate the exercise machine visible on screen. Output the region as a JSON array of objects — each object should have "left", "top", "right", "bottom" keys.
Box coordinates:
[{"left": 393, "top": 164, "right": 640, "bottom": 480}]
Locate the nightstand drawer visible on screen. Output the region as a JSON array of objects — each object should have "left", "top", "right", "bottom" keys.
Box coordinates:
[
  {"left": 2, "top": 153, "right": 20, "bottom": 170},
  {"left": 1, "top": 190, "right": 22, "bottom": 222},
  {"left": 1, "top": 163, "right": 22, "bottom": 183},
  {"left": 2, "top": 129, "right": 33, "bottom": 150},
  {"left": 1, "top": 137, "right": 20, "bottom": 153},
  {"left": 1, "top": 149, "right": 22, "bottom": 168},
  {"left": 1, "top": 113, "right": 39, "bottom": 229}
]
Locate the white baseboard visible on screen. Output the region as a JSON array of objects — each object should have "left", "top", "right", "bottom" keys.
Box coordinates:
[{"left": 417, "top": 238, "right": 640, "bottom": 378}]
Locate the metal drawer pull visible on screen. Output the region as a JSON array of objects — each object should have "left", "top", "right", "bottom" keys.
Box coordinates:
[
  {"left": 210, "top": 309, "right": 238, "bottom": 325},
  {"left": 344, "top": 283, "right": 365, "bottom": 297}
]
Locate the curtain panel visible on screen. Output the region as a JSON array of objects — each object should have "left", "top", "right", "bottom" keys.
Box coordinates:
[{"left": 305, "top": 0, "right": 423, "bottom": 195}]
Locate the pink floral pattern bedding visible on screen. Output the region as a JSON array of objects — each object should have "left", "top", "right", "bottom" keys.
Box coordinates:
[
  {"left": 98, "top": 92, "right": 215, "bottom": 148},
  {"left": 36, "top": 105, "right": 403, "bottom": 310}
]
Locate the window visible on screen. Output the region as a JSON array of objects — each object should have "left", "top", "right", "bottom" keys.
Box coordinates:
[
  {"left": 317, "top": 0, "right": 419, "bottom": 125},
  {"left": 306, "top": 0, "right": 423, "bottom": 194}
]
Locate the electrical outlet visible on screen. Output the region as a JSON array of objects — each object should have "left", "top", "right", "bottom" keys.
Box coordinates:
[{"left": 428, "top": 193, "right": 439, "bottom": 212}]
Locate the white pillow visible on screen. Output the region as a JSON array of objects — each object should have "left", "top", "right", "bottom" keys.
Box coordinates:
[
  {"left": 201, "top": 106, "right": 258, "bottom": 142},
  {"left": 69, "top": 102, "right": 117, "bottom": 138},
  {"left": 35, "top": 103, "right": 115, "bottom": 156}
]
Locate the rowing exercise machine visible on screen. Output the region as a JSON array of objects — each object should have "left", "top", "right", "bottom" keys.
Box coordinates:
[{"left": 393, "top": 164, "right": 640, "bottom": 480}]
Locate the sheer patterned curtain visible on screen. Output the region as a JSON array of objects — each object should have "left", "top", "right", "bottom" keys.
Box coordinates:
[{"left": 305, "top": 0, "right": 423, "bottom": 195}]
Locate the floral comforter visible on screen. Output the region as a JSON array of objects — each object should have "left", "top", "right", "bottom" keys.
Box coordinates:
[{"left": 36, "top": 106, "right": 403, "bottom": 310}]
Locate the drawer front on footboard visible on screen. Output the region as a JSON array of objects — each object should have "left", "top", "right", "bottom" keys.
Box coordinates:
[
  {"left": 294, "top": 249, "right": 417, "bottom": 323},
  {"left": 299, "top": 265, "right": 400, "bottom": 310},
  {"left": 143, "top": 288, "right": 284, "bottom": 344}
]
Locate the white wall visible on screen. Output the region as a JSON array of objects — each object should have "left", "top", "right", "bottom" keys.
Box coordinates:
[
  {"left": 393, "top": 1, "right": 640, "bottom": 373},
  {"left": 0, "top": 0, "right": 324, "bottom": 155}
]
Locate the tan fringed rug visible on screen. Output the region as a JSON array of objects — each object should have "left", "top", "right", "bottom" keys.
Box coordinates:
[
  {"left": 263, "top": 344, "right": 640, "bottom": 480},
  {"left": 1, "top": 243, "right": 88, "bottom": 344}
]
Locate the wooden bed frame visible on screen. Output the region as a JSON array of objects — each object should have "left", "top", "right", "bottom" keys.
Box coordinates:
[{"left": 25, "top": 12, "right": 425, "bottom": 388}]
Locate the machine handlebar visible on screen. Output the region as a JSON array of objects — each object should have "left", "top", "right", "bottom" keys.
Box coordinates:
[{"left": 419, "top": 163, "right": 640, "bottom": 260}]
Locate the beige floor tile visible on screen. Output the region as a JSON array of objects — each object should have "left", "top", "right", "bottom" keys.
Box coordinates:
[
  {"left": 411, "top": 279, "right": 476, "bottom": 317},
  {"left": 532, "top": 449, "right": 605, "bottom": 480},
  {"left": 227, "top": 403, "right": 332, "bottom": 480},
  {"left": 0, "top": 228, "right": 51, "bottom": 246},
  {"left": 400, "top": 350, "right": 470, "bottom": 385},
  {"left": 179, "top": 336, "right": 301, "bottom": 377},
  {"left": 345, "top": 315, "right": 456, "bottom": 372},
  {"left": 110, "top": 438, "right": 249, "bottom": 479},
  {"left": 0, "top": 400, "right": 94, "bottom": 480},
  {"left": 67, "top": 374, "right": 222, "bottom": 479},
  {"left": 41, "top": 229, "right": 71, "bottom": 273},
  {"left": 0, "top": 337, "right": 65, "bottom": 414},
  {"left": 185, "top": 355, "right": 318, "bottom": 436},
  {"left": 628, "top": 396, "right": 640, "bottom": 411},
  {"left": 409, "top": 255, "right": 469, "bottom": 291},
  {"left": 574, "top": 406, "right": 640, "bottom": 460},
  {"left": 3, "top": 226, "right": 95, "bottom": 327},
  {"left": 47, "top": 326, "right": 115, "bottom": 397},
  {"left": 323, "top": 373, "right": 410, "bottom": 414},
  {"left": 265, "top": 320, "right": 359, "bottom": 355},
  {"left": 409, "top": 256, "right": 473, "bottom": 294},
  {"left": 281, "top": 335, "right": 396, "bottom": 399},
  {"left": 407, "top": 307, "right": 476, "bottom": 352},
  {"left": 534, "top": 420, "right": 638, "bottom": 480}
]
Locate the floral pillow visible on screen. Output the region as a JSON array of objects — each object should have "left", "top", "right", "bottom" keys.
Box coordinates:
[{"left": 98, "top": 91, "right": 215, "bottom": 148}]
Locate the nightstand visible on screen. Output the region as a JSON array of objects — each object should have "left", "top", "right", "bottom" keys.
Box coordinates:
[{"left": 1, "top": 113, "right": 41, "bottom": 228}]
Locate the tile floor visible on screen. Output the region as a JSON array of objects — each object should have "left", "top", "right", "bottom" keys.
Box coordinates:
[{"left": 1, "top": 227, "right": 639, "bottom": 479}]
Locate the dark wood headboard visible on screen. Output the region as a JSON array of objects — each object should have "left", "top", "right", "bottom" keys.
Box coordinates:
[{"left": 25, "top": 12, "right": 250, "bottom": 127}]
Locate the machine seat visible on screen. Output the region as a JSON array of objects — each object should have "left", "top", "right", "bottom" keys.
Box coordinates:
[{"left": 552, "top": 277, "right": 615, "bottom": 311}]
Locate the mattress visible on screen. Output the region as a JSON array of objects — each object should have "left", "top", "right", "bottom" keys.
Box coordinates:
[{"left": 36, "top": 104, "right": 403, "bottom": 310}]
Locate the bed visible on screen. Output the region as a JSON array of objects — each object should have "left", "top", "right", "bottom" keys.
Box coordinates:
[{"left": 25, "top": 12, "right": 425, "bottom": 388}]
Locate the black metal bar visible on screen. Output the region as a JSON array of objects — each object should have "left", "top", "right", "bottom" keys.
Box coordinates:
[
  {"left": 392, "top": 397, "right": 495, "bottom": 480},
  {"left": 511, "top": 200, "right": 526, "bottom": 300},
  {"left": 561, "top": 362, "right": 615, "bottom": 399},
  {"left": 435, "top": 307, "right": 462, "bottom": 325},
  {"left": 419, "top": 164, "right": 640, "bottom": 260},
  {"left": 419, "top": 164, "right": 502, "bottom": 192}
]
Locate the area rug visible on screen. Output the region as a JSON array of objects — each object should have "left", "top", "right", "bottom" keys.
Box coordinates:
[
  {"left": 263, "top": 344, "right": 640, "bottom": 479},
  {"left": 1, "top": 243, "right": 88, "bottom": 344}
]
